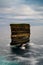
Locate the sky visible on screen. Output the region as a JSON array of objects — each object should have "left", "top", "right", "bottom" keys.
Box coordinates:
[{"left": 0, "top": 0, "right": 43, "bottom": 26}]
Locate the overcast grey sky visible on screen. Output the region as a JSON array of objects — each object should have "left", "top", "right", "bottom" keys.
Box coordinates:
[{"left": 0, "top": 0, "right": 43, "bottom": 26}]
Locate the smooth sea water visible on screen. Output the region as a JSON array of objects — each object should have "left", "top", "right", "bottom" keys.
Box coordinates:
[{"left": 0, "top": 25, "right": 43, "bottom": 65}]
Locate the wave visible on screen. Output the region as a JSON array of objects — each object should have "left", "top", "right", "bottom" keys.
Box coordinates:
[{"left": 29, "top": 42, "right": 43, "bottom": 49}]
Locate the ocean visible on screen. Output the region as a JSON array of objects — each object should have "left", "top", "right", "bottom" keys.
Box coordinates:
[{"left": 0, "top": 25, "right": 43, "bottom": 65}]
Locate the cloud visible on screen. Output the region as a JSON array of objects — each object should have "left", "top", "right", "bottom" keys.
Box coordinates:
[
  {"left": 0, "top": 8, "right": 15, "bottom": 13},
  {"left": 0, "top": 5, "right": 43, "bottom": 20},
  {"left": 15, "top": 5, "right": 34, "bottom": 15},
  {"left": 0, "top": 5, "right": 34, "bottom": 18},
  {"left": 0, "top": 0, "right": 43, "bottom": 26},
  {"left": 0, "top": 0, "right": 11, "bottom": 8},
  {"left": 0, "top": 0, "right": 25, "bottom": 8},
  {"left": 0, "top": 5, "right": 34, "bottom": 15}
]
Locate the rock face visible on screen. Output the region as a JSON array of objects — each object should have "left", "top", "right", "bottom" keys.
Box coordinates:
[{"left": 10, "top": 24, "right": 30, "bottom": 47}]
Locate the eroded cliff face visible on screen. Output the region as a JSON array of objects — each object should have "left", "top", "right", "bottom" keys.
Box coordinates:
[{"left": 10, "top": 24, "right": 30, "bottom": 46}]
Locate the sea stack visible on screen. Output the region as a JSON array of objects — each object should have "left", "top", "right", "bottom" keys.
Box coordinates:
[{"left": 10, "top": 24, "right": 30, "bottom": 47}]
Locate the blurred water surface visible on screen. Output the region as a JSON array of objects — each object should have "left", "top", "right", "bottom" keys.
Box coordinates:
[{"left": 0, "top": 25, "right": 43, "bottom": 65}]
